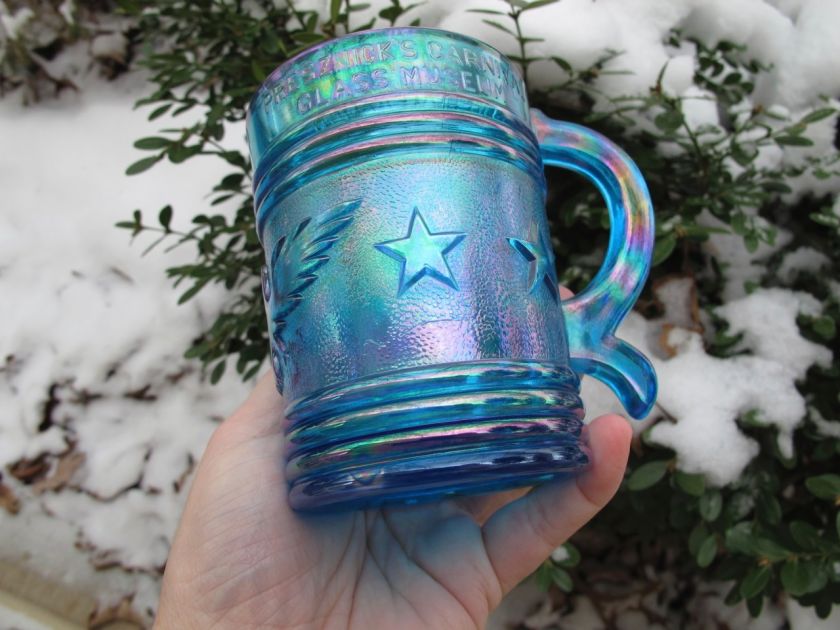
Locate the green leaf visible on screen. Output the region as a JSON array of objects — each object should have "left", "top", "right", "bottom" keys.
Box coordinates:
[
  {"left": 295, "top": 32, "right": 325, "bottom": 44},
  {"left": 251, "top": 58, "right": 266, "bottom": 82},
  {"left": 167, "top": 144, "right": 202, "bottom": 164},
  {"left": 731, "top": 212, "right": 749, "bottom": 236},
  {"left": 763, "top": 181, "right": 793, "bottom": 194},
  {"left": 756, "top": 493, "right": 782, "bottom": 525},
  {"left": 836, "top": 512, "right": 840, "bottom": 540},
  {"left": 653, "top": 233, "right": 677, "bottom": 265},
  {"left": 521, "top": 0, "right": 558, "bottom": 11},
  {"left": 481, "top": 19, "right": 516, "bottom": 36},
  {"left": 746, "top": 595, "right": 763, "bottom": 618},
  {"left": 217, "top": 173, "right": 245, "bottom": 191},
  {"left": 466, "top": 8, "right": 505, "bottom": 15},
  {"left": 800, "top": 108, "right": 836, "bottom": 125},
  {"left": 675, "top": 471, "right": 706, "bottom": 497},
  {"left": 731, "top": 142, "right": 757, "bottom": 167},
  {"left": 552, "top": 567, "right": 573, "bottom": 592},
  {"left": 627, "top": 460, "right": 669, "bottom": 491},
  {"left": 813, "top": 316, "right": 836, "bottom": 340},
  {"left": 790, "top": 520, "right": 822, "bottom": 551},
  {"left": 805, "top": 474, "right": 840, "bottom": 501},
  {"left": 725, "top": 522, "right": 756, "bottom": 555},
  {"left": 740, "top": 565, "right": 771, "bottom": 600},
  {"left": 535, "top": 561, "right": 553, "bottom": 591},
  {"left": 781, "top": 560, "right": 828, "bottom": 596},
  {"left": 259, "top": 28, "right": 282, "bottom": 54},
  {"left": 654, "top": 109, "right": 684, "bottom": 133},
  {"left": 178, "top": 279, "right": 208, "bottom": 304},
  {"left": 697, "top": 535, "right": 717, "bottom": 568},
  {"left": 330, "top": 0, "right": 342, "bottom": 22},
  {"left": 552, "top": 56, "right": 573, "bottom": 74},
  {"left": 753, "top": 537, "right": 790, "bottom": 562},
  {"left": 134, "top": 137, "right": 170, "bottom": 150},
  {"left": 210, "top": 360, "right": 226, "bottom": 385},
  {"left": 688, "top": 522, "right": 709, "bottom": 555},
  {"left": 775, "top": 135, "right": 814, "bottom": 147},
  {"left": 158, "top": 205, "right": 173, "bottom": 230},
  {"left": 699, "top": 491, "right": 723, "bottom": 522},
  {"left": 780, "top": 561, "right": 810, "bottom": 596},
  {"left": 148, "top": 103, "right": 172, "bottom": 121},
  {"left": 220, "top": 151, "right": 247, "bottom": 168},
  {"left": 125, "top": 155, "right": 160, "bottom": 175},
  {"left": 553, "top": 542, "right": 581, "bottom": 568},
  {"left": 724, "top": 583, "right": 742, "bottom": 606}
]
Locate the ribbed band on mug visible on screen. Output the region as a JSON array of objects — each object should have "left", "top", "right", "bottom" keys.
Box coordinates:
[{"left": 246, "top": 27, "right": 531, "bottom": 169}]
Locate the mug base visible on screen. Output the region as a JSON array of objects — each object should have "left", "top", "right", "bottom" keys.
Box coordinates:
[{"left": 283, "top": 360, "right": 588, "bottom": 512}]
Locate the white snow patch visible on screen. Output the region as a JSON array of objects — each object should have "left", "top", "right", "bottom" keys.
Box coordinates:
[
  {"left": 0, "top": 4, "right": 34, "bottom": 39},
  {"left": 787, "top": 598, "right": 840, "bottom": 630},
  {"left": 779, "top": 246, "right": 831, "bottom": 282},
  {"left": 91, "top": 32, "right": 128, "bottom": 63},
  {"left": 550, "top": 545, "right": 570, "bottom": 564},
  {"left": 716, "top": 288, "right": 831, "bottom": 376},
  {"left": 810, "top": 407, "right": 840, "bottom": 439},
  {"left": 680, "top": 86, "right": 720, "bottom": 130},
  {"left": 58, "top": 0, "right": 75, "bottom": 25},
  {"left": 0, "top": 60, "right": 252, "bottom": 618},
  {"left": 650, "top": 289, "right": 831, "bottom": 483},
  {"left": 703, "top": 213, "right": 792, "bottom": 302},
  {"left": 767, "top": 0, "right": 808, "bottom": 20},
  {"left": 681, "top": 0, "right": 795, "bottom": 67},
  {"left": 754, "top": 0, "right": 840, "bottom": 110}
]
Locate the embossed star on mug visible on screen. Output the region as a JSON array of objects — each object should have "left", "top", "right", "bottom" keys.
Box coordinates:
[
  {"left": 507, "top": 220, "right": 559, "bottom": 302},
  {"left": 375, "top": 207, "right": 466, "bottom": 296}
]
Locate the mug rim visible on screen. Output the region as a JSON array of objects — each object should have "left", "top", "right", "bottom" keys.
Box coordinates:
[{"left": 247, "top": 26, "right": 523, "bottom": 118}]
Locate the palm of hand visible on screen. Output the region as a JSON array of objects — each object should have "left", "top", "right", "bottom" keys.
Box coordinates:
[{"left": 156, "top": 374, "right": 630, "bottom": 629}]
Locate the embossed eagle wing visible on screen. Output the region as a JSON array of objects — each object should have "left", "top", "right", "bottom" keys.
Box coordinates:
[{"left": 265, "top": 199, "right": 361, "bottom": 392}]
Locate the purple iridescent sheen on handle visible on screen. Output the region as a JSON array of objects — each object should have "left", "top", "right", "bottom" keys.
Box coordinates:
[
  {"left": 531, "top": 111, "right": 657, "bottom": 419},
  {"left": 246, "top": 27, "right": 656, "bottom": 512}
]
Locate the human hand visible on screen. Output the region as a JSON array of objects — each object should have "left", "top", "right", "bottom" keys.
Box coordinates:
[{"left": 157, "top": 354, "right": 631, "bottom": 629}]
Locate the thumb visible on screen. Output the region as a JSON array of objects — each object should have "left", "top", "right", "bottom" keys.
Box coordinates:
[{"left": 481, "top": 413, "right": 632, "bottom": 593}]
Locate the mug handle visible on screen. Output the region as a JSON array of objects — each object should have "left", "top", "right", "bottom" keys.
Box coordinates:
[{"left": 531, "top": 109, "right": 657, "bottom": 419}]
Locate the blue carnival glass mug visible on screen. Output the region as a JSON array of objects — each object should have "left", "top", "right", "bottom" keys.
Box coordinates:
[{"left": 247, "top": 27, "right": 657, "bottom": 512}]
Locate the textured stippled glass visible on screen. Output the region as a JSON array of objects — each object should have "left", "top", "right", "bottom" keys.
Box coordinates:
[{"left": 246, "top": 27, "right": 657, "bottom": 512}]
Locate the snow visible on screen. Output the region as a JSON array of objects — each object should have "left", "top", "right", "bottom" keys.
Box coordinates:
[
  {"left": 0, "top": 65, "right": 252, "bottom": 623},
  {"left": 584, "top": 283, "right": 831, "bottom": 485},
  {"left": 0, "top": 601, "right": 53, "bottom": 630},
  {"left": 650, "top": 289, "right": 831, "bottom": 482},
  {"left": 58, "top": 1, "right": 75, "bottom": 25},
  {"left": 90, "top": 32, "right": 128, "bottom": 63},
  {"left": 716, "top": 289, "right": 831, "bottom": 378},
  {"left": 679, "top": 86, "right": 720, "bottom": 130},
  {"left": 652, "top": 275, "right": 702, "bottom": 336},
  {"left": 756, "top": 0, "right": 840, "bottom": 110},
  {"left": 810, "top": 407, "right": 840, "bottom": 439},
  {"left": 779, "top": 246, "right": 830, "bottom": 282},
  {"left": 682, "top": 0, "right": 794, "bottom": 67},
  {"left": 0, "top": 3, "right": 34, "bottom": 39},
  {"left": 703, "top": 214, "right": 792, "bottom": 302},
  {"left": 653, "top": 328, "right": 789, "bottom": 481},
  {"left": 550, "top": 545, "right": 570, "bottom": 564},
  {"left": 787, "top": 599, "right": 840, "bottom": 630}
]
